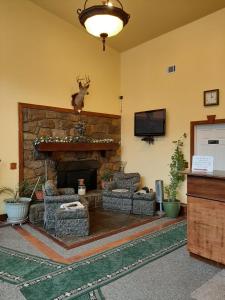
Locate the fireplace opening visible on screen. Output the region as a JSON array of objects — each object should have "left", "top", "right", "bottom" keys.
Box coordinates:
[{"left": 57, "top": 160, "right": 100, "bottom": 193}]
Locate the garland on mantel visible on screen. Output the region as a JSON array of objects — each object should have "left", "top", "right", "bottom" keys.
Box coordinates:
[{"left": 33, "top": 136, "right": 116, "bottom": 146}]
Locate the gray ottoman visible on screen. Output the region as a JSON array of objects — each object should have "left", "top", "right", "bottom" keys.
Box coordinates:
[
  {"left": 132, "top": 192, "right": 156, "bottom": 216},
  {"left": 29, "top": 202, "right": 45, "bottom": 225},
  {"left": 55, "top": 206, "right": 89, "bottom": 237}
]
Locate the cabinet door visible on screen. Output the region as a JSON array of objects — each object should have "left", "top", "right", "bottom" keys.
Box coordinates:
[{"left": 188, "top": 196, "right": 225, "bottom": 264}]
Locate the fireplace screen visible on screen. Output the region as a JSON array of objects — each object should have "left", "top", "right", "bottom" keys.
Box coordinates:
[{"left": 57, "top": 160, "right": 99, "bottom": 193}]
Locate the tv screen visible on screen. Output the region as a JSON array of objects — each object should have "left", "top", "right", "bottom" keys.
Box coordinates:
[{"left": 134, "top": 109, "right": 166, "bottom": 137}]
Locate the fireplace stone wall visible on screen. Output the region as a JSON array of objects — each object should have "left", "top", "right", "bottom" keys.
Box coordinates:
[{"left": 21, "top": 105, "right": 121, "bottom": 188}]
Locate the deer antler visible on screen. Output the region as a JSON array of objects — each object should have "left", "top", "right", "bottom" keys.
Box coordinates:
[{"left": 84, "top": 75, "right": 90, "bottom": 85}]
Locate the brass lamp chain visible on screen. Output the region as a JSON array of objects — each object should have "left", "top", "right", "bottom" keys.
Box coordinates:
[
  {"left": 83, "top": 0, "right": 124, "bottom": 10},
  {"left": 77, "top": 0, "right": 129, "bottom": 51}
]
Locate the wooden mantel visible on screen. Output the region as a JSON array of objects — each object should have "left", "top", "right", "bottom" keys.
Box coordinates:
[{"left": 36, "top": 142, "right": 119, "bottom": 152}]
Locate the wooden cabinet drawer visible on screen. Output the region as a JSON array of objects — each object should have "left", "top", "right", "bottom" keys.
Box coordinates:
[{"left": 188, "top": 196, "right": 225, "bottom": 264}]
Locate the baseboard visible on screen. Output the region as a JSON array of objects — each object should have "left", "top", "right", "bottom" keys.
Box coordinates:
[
  {"left": 0, "top": 214, "right": 7, "bottom": 222},
  {"left": 190, "top": 252, "right": 224, "bottom": 268}
]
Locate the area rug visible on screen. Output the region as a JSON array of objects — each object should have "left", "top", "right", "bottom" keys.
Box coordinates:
[
  {"left": 31, "top": 208, "right": 159, "bottom": 249},
  {"left": 0, "top": 246, "right": 63, "bottom": 284},
  {"left": 0, "top": 221, "right": 187, "bottom": 300}
]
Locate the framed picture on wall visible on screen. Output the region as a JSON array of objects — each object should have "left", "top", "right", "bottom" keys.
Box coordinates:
[{"left": 204, "top": 89, "right": 219, "bottom": 106}]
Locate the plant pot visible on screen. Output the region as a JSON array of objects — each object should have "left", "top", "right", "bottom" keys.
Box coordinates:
[
  {"left": 4, "top": 197, "right": 31, "bottom": 224},
  {"left": 163, "top": 200, "right": 180, "bottom": 218},
  {"left": 35, "top": 191, "right": 44, "bottom": 200},
  {"left": 101, "top": 180, "right": 108, "bottom": 189}
]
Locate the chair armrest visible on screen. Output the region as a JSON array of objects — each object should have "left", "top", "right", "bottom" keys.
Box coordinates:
[
  {"left": 44, "top": 194, "right": 80, "bottom": 204},
  {"left": 133, "top": 192, "right": 156, "bottom": 201},
  {"left": 79, "top": 196, "right": 89, "bottom": 208}
]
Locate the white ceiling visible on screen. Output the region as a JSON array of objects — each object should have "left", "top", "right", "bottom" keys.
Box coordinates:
[{"left": 30, "top": 0, "right": 225, "bottom": 52}]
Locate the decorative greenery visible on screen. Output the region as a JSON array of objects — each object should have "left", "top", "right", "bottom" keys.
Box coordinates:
[
  {"left": 0, "top": 180, "right": 34, "bottom": 202},
  {"left": 165, "top": 133, "right": 187, "bottom": 202},
  {"left": 74, "top": 120, "right": 87, "bottom": 136},
  {"left": 18, "top": 180, "right": 34, "bottom": 198},
  {"left": 33, "top": 136, "right": 115, "bottom": 146},
  {"left": 101, "top": 169, "right": 113, "bottom": 182}
]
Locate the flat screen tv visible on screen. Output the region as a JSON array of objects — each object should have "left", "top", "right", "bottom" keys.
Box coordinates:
[{"left": 134, "top": 108, "right": 166, "bottom": 137}]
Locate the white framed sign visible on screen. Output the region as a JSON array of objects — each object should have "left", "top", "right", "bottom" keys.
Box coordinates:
[{"left": 192, "top": 155, "right": 214, "bottom": 173}]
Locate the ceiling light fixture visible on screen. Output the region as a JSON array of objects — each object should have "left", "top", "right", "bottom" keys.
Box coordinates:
[{"left": 77, "top": 0, "right": 130, "bottom": 51}]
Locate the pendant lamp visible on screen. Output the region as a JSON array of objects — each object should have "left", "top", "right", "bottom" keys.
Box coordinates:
[{"left": 77, "top": 0, "right": 130, "bottom": 51}]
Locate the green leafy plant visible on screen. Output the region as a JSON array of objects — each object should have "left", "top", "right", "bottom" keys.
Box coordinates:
[
  {"left": 18, "top": 180, "right": 34, "bottom": 198},
  {"left": 165, "top": 133, "right": 187, "bottom": 202},
  {"left": 0, "top": 180, "right": 34, "bottom": 202},
  {"left": 101, "top": 169, "right": 113, "bottom": 182}
]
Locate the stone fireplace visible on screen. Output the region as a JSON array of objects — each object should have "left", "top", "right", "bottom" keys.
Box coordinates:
[{"left": 19, "top": 103, "right": 121, "bottom": 188}]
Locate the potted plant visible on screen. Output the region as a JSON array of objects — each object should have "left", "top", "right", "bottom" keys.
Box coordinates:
[
  {"left": 35, "top": 184, "right": 44, "bottom": 200},
  {"left": 163, "top": 133, "right": 187, "bottom": 218},
  {"left": 0, "top": 180, "right": 33, "bottom": 224},
  {"left": 34, "top": 177, "right": 45, "bottom": 200},
  {"left": 100, "top": 169, "right": 113, "bottom": 189}
]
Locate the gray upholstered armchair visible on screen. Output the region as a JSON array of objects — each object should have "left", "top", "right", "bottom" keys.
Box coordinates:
[
  {"left": 43, "top": 181, "right": 80, "bottom": 231},
  {"left": 102, "top": 172, "right": 141, "bottom": 213}
]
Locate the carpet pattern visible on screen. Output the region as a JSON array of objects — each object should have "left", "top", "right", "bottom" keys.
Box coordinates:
[
  {"left": 0, "top": 221, "right": 186, "bottom": 300},
  {"left": 0, "top": 246, "right": 63, "bottom": 284}
]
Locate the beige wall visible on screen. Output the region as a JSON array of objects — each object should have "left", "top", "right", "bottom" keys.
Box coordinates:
[
  {"left": 121, "top": 8, "right": 225, "bottom": 202},
  {"left": 0, "top": 0, "right": 120, "bottom": 213},
  {"left": 1, "top": 1, "right": 225, "bottom": 214}
]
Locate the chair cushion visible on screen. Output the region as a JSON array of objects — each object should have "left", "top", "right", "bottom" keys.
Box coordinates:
[
  {"left": 44, "top": 180, "right": 59, "bottom": 196},
  {"left": 112, "top": 189, "right": 129, "bottom": 193}
]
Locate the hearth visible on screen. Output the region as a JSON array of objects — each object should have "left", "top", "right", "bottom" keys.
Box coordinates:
[{"left": 57, "top": 160, "right": 100, "bottom": 193}]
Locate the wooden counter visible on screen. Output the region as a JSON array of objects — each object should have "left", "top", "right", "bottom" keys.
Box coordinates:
[{"left": 187, "top": 171, "right": 225, "bottom": 265}]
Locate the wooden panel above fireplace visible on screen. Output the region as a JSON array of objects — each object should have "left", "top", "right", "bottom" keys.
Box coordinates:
[{"left": 36, "top": 142, "right": 119, "bottom": 152}]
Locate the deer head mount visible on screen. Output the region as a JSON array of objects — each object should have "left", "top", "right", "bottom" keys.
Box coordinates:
[{"left": 71, "top": 76, "right": 90, "bottom": 113}]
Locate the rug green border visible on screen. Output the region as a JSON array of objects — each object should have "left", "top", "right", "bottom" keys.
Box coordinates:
[{"left": 19, "top": 221, "right": 187, "bottom": 300}]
